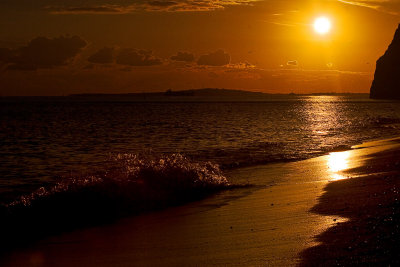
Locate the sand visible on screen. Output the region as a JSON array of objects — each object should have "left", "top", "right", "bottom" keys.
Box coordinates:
[
  {"left": 2, "top": 138, "right": 400, "bottom": 266},
  {"left": 300, "top": 139, "right": 400, "bottom": 266}
]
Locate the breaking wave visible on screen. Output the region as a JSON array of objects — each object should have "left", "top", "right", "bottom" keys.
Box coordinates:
[{"left": 0, "top": 154, "right": 230, "bottom": 248}]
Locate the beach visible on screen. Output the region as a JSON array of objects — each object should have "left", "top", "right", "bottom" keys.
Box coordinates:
[
  {"left": 300, "top": 138, "right": 400, "bottom": 265},
  {"left": 2, "top": 138, "right": 399, "bottom": 266},
  {"left": 2, "top": 0, "right": 400, "bottom": 265}
]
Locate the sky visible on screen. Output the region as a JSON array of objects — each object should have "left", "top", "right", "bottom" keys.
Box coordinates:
[{"left": 0, "top": 0, "right": 400, "bottom": 95}]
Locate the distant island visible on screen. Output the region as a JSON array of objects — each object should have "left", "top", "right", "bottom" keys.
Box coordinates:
[
  {"left": 67, "top": 88, "right": 367, "bottom": 102},
  {"left": 70, "top": 88, "right": 268, "bottom": 98},
  {"left": 0, "top": 88, "right": 368, "bottom": 101},
  {"left": 370, "top": 24, "right": 400, "bottom": 99}
]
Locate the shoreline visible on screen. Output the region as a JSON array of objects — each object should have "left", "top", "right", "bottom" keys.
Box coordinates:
[
  {"left": 1, "top": 137, "right": 400, "bottom": 266},
  {"left": 300, "top": 138, "right": 400, "bottom": 265}
]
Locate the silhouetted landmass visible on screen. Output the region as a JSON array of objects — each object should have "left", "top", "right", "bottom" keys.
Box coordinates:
[
  {"left": 371, "top": 24, "right": 400, "bottom": 99},
  {"left": 70, "top": 88, "right": 268, "bottom": 99},
  {"left": 64, "top": 88, "right": 367, "bottom": 102},
  {"left": 0, "top": 89, "right": 369, "bottom": 102}
]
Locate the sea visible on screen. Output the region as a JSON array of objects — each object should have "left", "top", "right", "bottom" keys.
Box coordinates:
[{"left": 1, "top": 94, "right": 400, "bottom": 237}]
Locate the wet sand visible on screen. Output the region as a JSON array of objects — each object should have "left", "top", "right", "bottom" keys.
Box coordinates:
[
  {"left": 300, "top": 139, "right": 400, "bottom": 266},
  {"left": 2, "top": 138, "right": 400, "bottom": 266}
]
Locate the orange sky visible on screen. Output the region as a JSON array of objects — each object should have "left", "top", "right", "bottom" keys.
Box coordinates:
[{"left": 0, "top": 0, "right": 399, "bottom": 95}]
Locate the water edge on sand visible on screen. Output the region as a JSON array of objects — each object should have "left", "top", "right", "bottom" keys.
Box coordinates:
[{"left": 2, "top": 138, "right": 400, "bottom": 266}]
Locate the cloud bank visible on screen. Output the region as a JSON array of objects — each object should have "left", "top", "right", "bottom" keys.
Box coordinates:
[
  {"left": 197, "top": 50, "right": 230, "bottom": 66},
  {"left": 45, "top": 0, "right": 260, "bottom": 14},
  {"left": 0, "top": 36, "right": 86, "bottom": 70},
  {"left": 171, "top": 51, "right": 195, "bottom": 62},
  {"left": 115, "top": 49, "right": 163, "bottom": 66},
  {"left": 88, "top": 47, "right": 114, "bottom": 64}
]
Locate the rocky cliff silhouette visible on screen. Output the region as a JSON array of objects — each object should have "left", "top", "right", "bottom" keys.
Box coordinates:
[{"left": 370, "top": 24, "right": 400, "bottom": 99}]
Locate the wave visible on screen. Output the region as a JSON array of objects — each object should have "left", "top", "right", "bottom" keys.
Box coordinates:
[{"left": 0, "top": 154, "right": 230, "bottom": 249}]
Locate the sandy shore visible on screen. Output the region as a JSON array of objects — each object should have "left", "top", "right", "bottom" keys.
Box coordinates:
[
  {"left": 2, "top": 138, "right": 400, "bottom": 266},
  {"left": 300, "top": 138, "right": 400, "bottom": 266}
]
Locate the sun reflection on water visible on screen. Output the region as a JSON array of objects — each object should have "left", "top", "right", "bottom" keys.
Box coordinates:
[
  {"left": 328, "top": 151, "right": 349, "bottom": 172},
  {"left": 327, "top": 151, "right": 350, "bottom": 180}
]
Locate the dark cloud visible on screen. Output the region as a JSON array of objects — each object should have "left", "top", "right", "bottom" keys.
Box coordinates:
[
  {"left": 0, "top": 48, "right": 14, "bottom": 62},
  {"left": 0, "top": 36, "right": 86, "bottom": 70},
  {"left": 170, "top": 51, "right": 195, "bottom": 62},
  {"left": 116, "top": 49, "right": 162, "bottom": 66},
  {"left": 88, "top": 47, "right": 114, "bottom": 64},
  {"left": 44, "top": 0, "right": 258, "bottom": 14},
  {"left": 83, "top": 64, "right": 95, "bottom": 69},
  {"left": 45, "top": 5, "right": 132, "bottom": 14},
  {"left": 148, "top": 1, "right": 179, "bottom": 7},
  {"left": 6, "top": 64, "right": 37, "bottom": 71},
  {"left": 197, "top": 50, "right": 230, "bottom": 66}
]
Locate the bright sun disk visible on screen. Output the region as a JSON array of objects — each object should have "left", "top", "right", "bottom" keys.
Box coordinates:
[{"left": 313, "top": 17, "right": 331, "bottom": 35}]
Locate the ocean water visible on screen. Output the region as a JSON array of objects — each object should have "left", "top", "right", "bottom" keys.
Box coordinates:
[{"left": 1, "top": 95, "right": 400, "bottom": 207}]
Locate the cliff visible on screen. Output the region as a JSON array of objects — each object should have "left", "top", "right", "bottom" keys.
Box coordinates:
[{"left": 370, "top": 24, "right": 400, "bottom": 99}]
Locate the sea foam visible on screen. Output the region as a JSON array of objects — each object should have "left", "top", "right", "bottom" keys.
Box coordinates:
[{"left": 0, "top": 154, "right": 230, "bottom": 248}]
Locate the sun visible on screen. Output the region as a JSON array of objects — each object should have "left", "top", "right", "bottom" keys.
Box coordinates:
[{"left": 313, "top": 17, "right": 331, "bottom": 35}]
